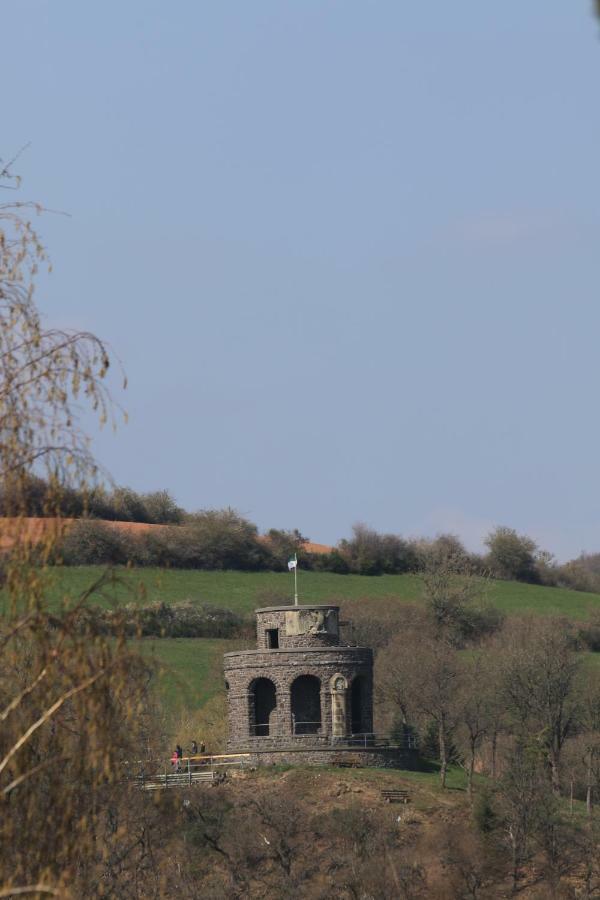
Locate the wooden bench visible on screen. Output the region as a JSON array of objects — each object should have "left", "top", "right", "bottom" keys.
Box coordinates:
[{"left": 381, "top": 789, "right": 410, "bottom": 804}]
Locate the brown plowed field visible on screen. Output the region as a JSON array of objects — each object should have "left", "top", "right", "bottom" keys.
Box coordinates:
[
  {"left": 300, "top": 541, "right": 332, "bottom": 555},
  {"left": 0, "top": 517, "right": 332, "bottom": 555},
  {"left": 0, "top": 517, "right": 163, "bottom": 550}
]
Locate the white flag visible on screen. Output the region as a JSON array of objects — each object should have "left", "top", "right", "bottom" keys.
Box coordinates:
[{"left": 288, "top": 555, "right": 297, "bottom": 571}]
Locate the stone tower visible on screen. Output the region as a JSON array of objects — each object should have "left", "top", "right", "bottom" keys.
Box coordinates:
[{"left": 223, "top": 603, "right": 418, "bottom": 767}]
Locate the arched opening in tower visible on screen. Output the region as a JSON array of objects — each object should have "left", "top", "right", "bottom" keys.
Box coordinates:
[
  {"left": 291, "top": 675, "right": 321, "bottom": 734},
  {"left": 251, "top": 678, "right": 277, "bottom": 736},
  {"left": 351, "top": 676, "right": 365, "bottom": 734}
]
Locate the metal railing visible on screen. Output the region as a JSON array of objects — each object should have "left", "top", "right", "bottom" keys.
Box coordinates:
[
  {"left": 342, "top": 733, "right": 418, "bottom": 750},
  {"left": 130, "top": 732, "right": 419, "bottom": 789},
  {"left": 252, "top": 720, "right": 322, "bottom": 737},
  {"left": 132, "top": 753, "right": 253, "bottom": 791},
  {"left": 245, "top": 728, "right": 418, "bottom": 749},
  {"left": 292, "top": 719, "right": 321, "bottom": 735}
]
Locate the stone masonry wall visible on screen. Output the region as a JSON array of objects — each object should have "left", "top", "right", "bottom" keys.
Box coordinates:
[
  {"left": 224, "top": 646, "right": 373, "bottom": 747},
  {"left": 255, "top": 607, "right": 341, "bottom": 650},
  {"left": 243, "top": 746, "right": 419, "bottom": 770}
]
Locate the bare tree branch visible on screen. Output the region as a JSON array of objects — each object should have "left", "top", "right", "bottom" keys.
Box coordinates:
[
  {"left": 0, "top": 666, "right": 48, "bottom": 722},
  {"left": 3, "top": 754, "right": 70, "bottom": 797},
  {"left": 0, "top": 887, "right": 60, "bottom": 898},
  {"left": 0, "top": 669, "right": 106, "bottom": 778}
]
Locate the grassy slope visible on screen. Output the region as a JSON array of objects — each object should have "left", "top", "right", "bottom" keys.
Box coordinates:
[
  {"left": 31, "top": 565, "right": 600, "bottom": 618},
  {"left": 13, "top": 566, "right": 600, "bottom": 720},
  {"left": 136, "top": 637, "right": 245, "bottom": 713}
]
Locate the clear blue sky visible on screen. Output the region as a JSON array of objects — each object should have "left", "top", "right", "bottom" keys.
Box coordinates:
[{"left": 4, "top": 2, "right": 600, "bottom": 559}]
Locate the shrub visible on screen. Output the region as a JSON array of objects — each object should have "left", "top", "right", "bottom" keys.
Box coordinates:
[
  {"left": 0, "top": 475, "right": 184, "bottom": 525},
  {"left": 473, "top": 788, "right": 498, "bottom": 835},
  {"left": 457, "top": 602, "right": 505, "bottom": 643},
  {"left": 59, "top": 509, "right": 277, "bottom": 570},
  {"left": 71, "top": 602, "right": 253, "bottom": 640},
  {"left": 138, "top": 512, "right": 271, "bottom": 570},
  {"left": 313, "top": 550, "right": 350, "bottom": 574},
  {"left": 553, "top": 556, "right": 600, "bottom": 594},
  {"left": 181, "top": 508, "right": 270, "bottom": 570},
  {"left": 135, "top": 601, "right": 251, "bottom": 638},
  {"left": 412, "top": 533, "right": 473, "bottom": 572},
  {"left": 419, "top": 719, "right": 442, "bottom": 760},
  {"left": 484, "top": 526, "right": 540, "bottom": 583},
  {"left": 419, "top": 719, "right": 459, "bottom": 764},
  {"left": 263, "top": 528, "right": 311, "bottom": 570},
  {"left": 0, "top": 472, "right": 53, "bottom": 516},
  {"left": 576, "top": 611, "right": 600, "bottom": 651},
  {"left": 341, "top": 598, "right": 426, "bottom": 652},
  {"left": 139, "top": 525, "right": 204, "bottom": 568},
  {"left": 338, "top": 523, "right": 418, "bottom": 575},
  {"left": 60, "top": 519, "right": 140, "bottom": 566},
  {"left": 108, "top": 486, "right": 151, "bottom": 523},
  {"left": 140, "top": 490, "right": 184, "bottom": 524}
]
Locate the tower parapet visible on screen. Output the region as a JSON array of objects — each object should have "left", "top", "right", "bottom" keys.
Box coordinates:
[{"left": 255, "top": 604, "right": 340, "bottom": 650}]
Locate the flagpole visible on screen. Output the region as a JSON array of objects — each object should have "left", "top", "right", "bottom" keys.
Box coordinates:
[{"left": 294, "top": 553, "right": 298, "bottom": 605}]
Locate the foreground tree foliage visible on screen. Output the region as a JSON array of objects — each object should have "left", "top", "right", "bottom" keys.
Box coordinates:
[
  {"left": 0, "top": 605, "right": 157, "bottom": 895},
  {"left": 0, "top": 153, "right": 161, "bottom": 896},
  {"left": 0, "top": 160, "right": 124, "bottom": 501}
]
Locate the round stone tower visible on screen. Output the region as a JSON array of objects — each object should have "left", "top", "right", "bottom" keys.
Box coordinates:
[{"left": 224, "top": 603, "right": 414, "bottom": 767}]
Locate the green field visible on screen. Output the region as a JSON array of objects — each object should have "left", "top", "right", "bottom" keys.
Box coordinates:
[
  {"left": 18, "top": 565, "right": 600, "bottom": 619},
  {"left": 7, "top": 566, "right": 600, "bottom": 722},
  {"left": 137, "top": 637, "right": 245, "bottom": 714}
]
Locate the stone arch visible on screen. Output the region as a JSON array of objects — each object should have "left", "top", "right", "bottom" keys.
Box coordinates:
[
  {"left": 291, "top": 674, "right": 321, "bottom": 735},
  {"left": 249, "top": 677, "right": 277, "bottom": 737}
]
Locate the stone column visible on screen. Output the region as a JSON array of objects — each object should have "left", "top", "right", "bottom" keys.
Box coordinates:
[
  {"left": 321, "top": 687, "right": 331, "bottom": 737},
  {"left": 280, "top": 683, "right": 293, "bottom": 737},
  {"left": 330, "top": 674, "right": 348, "bottom": 738}
]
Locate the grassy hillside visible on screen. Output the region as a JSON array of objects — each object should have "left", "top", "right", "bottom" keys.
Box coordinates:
[
  {"left": 24, "top": 564, "right": 600, "bottom": 619},
  {"left": 136, "top": 637, "right": 246, "bottom": 714},
  {"left": 8, "top": 566, "right": 600, "bottom": 726}
]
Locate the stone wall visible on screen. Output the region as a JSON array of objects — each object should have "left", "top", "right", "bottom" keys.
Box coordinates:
[
  {"left": 242, "top": 746, "right": 419, "bottom": 770},
  {"left": 255, "top": 606, "right": 340, "bottom": 650},
  {"left": 224, "top": 645, "right": 373, "bottom": 747},
  {"left": 224, "top": 603, "right": 387, "bottom": 764}
]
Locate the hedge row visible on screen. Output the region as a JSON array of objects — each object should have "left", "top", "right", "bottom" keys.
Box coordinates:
[
  {"left": 70, "top": 601, "right": 253, "bottom": 640},
  {"left": 58, "top": 515, "right": 304, "bottom": 571},
  {"left": 56, "top": 516, "right": 482, "bottom": 575},
  {"left": 0, "top": 475, "right": 184, "bottom": 524}
]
